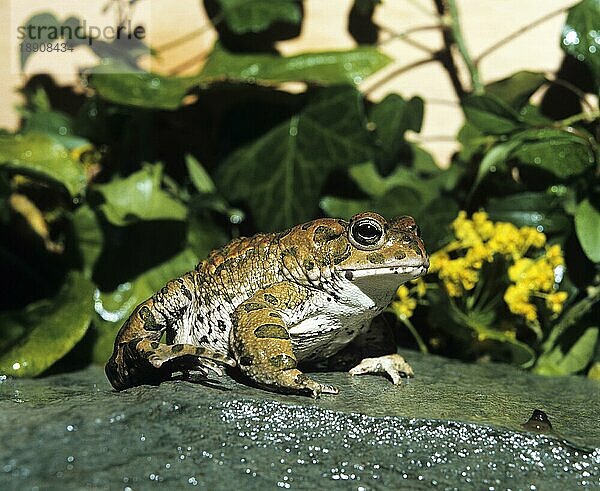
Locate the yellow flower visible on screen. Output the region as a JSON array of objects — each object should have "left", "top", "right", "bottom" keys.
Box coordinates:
[
  {"left": 452, "top": 211, "right": 481, "bottom": 247},
  {"left": 545, "top": 244, "right": 564, "bottom": 268},
  {"left": 472, "top": 211, "right": 495, "bottom": 240},
  {"left": 412, "top": 278, "right": 427, "bottom": 298},
  {"left": 520, "top": 226, "right": 546, "bottom": 249},
  {"left": 504, "top": 284, "right": 537, "bottom": 322},
  {"left": 465, "top": 242, "right": 493, "bottom": 269},
  {"left": 392, "top": 285, "right": 417, "bottom": 319},
  {"left": 429, "top": 250, "right": 450, "bottom": 273},
  {"left": 546, "top": 291, "right": 568, "bottom": 314}
]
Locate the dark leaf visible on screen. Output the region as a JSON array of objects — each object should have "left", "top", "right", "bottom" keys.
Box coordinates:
[
  {"left": 0, "top": 272, "right": 94, "bottom": 377},
  {"left": 486, "top": 71, "right": 546, "bottom": 109},
  {"left": 217, "top": 0, "right": 301, "bottom": 34},
  {"left": 217, "top": 86, "right": 374, "bottom": 230},
  {"left": 463, "top": 94, "right": 523, "bottom": 134},
  {"left": 561, "top": 0, "right": 600, "bottom": 81},
  {"left": 199, "top": 44, "right": 392, "bottom": 86}
]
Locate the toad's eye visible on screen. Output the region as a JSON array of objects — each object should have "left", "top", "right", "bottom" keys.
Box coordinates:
[{"left": 349, "top": 218, "right": 384, "bottom": 250}]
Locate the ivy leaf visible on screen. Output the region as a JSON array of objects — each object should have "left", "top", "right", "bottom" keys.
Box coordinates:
[
  {"left": 510, "top": 128, "right": 595, "bottom": 179},
  {"left": 217, "top": 0, "right": 301, "bottom": 34},
  {"left": 487, "top": 192, "right": 570, "bottom": 234},
  {"left": 575, "top": 199, "right": 600, "bottom": 263},
  {"left": 217, "top": 86, "right": 374, "bottom": 230},
  {"left": 462, "top": 94, "right": 523, "bottom": 134},
  {"left": 561, "top": 0, "right": 600, "bottom": 81},
  {"left": 369, "top": 94, "right": 424, "bottom": 171},
  {"left": 199, "top": 44, "right": 392, "bottom": 86},
  {"left": 89, "top": 61, "right": 198, "bottom": 110},
  {"left": 94, "top": 163, "right": 187, "bottom": 226},
  {"left": 0, "top": 133, "right": 86, "bottom": 196},
  {"left": 0, "top": 272, "right": 94, "bottom": 377},
  {"left": 485, "top": 71, "right": 546, "bottom": 109},
  {"left": 91, "top": 249, "right": 198, "bottom": 363}
]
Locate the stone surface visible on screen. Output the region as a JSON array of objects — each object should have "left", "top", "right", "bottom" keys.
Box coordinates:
[{"left": 1, "top": 350, "right": 599, "bottom": 490}]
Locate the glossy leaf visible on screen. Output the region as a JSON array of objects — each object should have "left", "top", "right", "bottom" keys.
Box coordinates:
[
  {"left": 0, "top": 133, "right": 86, "bottom": 196},
  {"left": 0, "top": 272, "right": 94, "bottom": 377},
  {"left": 217, "top": 0, "right": 301, "bottom": 34},
  {"left": 561, "top": 0, "right": 600, "bottom": 80},
  {"left": 186, "top": 154, "right": 216, "bottom": 194},
  {"left": 485, "top": 71, "right": 546, "bottom": 109},
  {"left": 462, "top": 94, "right": 523, "bottom": 134},
  {"left": 199, "top": 44, "right": 392, "bottom": 85},
  {"left": 534, "top": 326, "right": 598, "bottom": 376},
  {"left": 487, "top": 192, "right": 570, "bottom": 233},
  {"left": 91, "top": 249, "right": 198, "bottom": 363},
  {"left": 94, "top": 164, "right": 187, "bottom": 226},
  {"left": 575, "top": 199, "right": 600, "bottom": 263},
  {"left": 217, "top": 86, "right": 373, "bottom": 230},
  {"left": 89, "top": 62, "right": 197, "bottom": 110},
  {"left": 71, "top": 205, "right": 104, "bottom": 279},
  {"left": 510, "top": 128, "right": 594, "bottom": 178}
]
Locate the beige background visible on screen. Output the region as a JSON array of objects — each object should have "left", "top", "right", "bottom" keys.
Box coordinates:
[{"left": 0, "top": 0, "right": 577, "bottom": 164}]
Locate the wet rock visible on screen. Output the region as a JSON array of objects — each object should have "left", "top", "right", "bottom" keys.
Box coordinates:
[{"left": 0, "top": 350, "right": 598, "bottom": 489}]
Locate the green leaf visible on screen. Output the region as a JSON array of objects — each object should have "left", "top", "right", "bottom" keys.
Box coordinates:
[
  {"left": 561, "top": 0, "right": 600, "bottom": 81},
  {"left": 89, "top": 62, "right": 198, "bottom": 110},
  {"left": 487, "top": 192, "right": 570, "bottom": 233},
  {"left": 485, "top": 71, "right": 546, "bottom": 109},
  {"left": 217, "top": 86, "right": 374, "bottom": 230},
  {"left": 415, "top": 197, "right": 460, "bottom": 251},
  {"left": 0, "top": 272, "right": 94, "bottom": 377},
  {"left": 534, "top": 326, "right": 599, "bottom": 376},
  {"left": 185, "top": 154, "right": 216, "bottom": 194},
  {"left": 510, "top": 128, "right": 595, "bottom": 178},
  {"left": 91, "top": 249, "right": 197, "bottom": 363},
  {"left": 71, "top": 205, "right": 104, "bottom": 279},
  {"left": 575, "top": 199, "right": 600, "bottom": 263},
  {"left": 320, "top": 196, "right": 369, "bottom": 219},
  {"left": 369, "top": 94, "right": 424, "bottom": 168},
  {"left": 469, "top": 141, "right": 519, "bottom": 199},
  {"left": 199, "top": 44, "right": 392, "bottom": 86},
  {"left": 0, "top": 133, "right": 86, "bottom": 196},
  {"left": 462, "top": 94, "right": 523, "bottom": 134},
  {"left": 94, "top": 163, "right": 187, "bottom": 226},
  {"left": 588, "top": 362, "right": 600, "bottom": 380},
  {"left": 217, "top": 0, "right": 301, "bottom": 34}
]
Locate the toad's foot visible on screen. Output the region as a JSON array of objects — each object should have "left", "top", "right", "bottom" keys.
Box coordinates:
[
  {"left": 142, "top": 340, "right": 236, "bottom": 373},
  {"left": 349, "top": 354, "right": 414, "bottom": 385}
]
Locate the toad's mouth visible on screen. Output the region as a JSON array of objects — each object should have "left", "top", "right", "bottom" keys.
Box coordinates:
[{"left": 341, "top": 261, "right": 429, "bottom": 281}]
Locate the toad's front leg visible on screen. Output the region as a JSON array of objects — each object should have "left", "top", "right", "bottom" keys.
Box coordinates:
[{"left": 230, "top": 282, "right": 338, "bottom": 398}]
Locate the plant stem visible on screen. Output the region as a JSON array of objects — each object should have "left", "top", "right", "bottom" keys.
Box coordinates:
[
  {"left": 444, "top": 0, "right": 483, "bottom": 94},
  {"left": 557, "top": 110, "right": 600, "bottom": 128},
  {"left": 402, "top": 318, "right": 429, "bottom": 353}
]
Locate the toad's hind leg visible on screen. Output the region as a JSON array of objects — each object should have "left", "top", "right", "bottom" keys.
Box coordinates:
[
  {"left": 230, "top": 282, "right": 338, "bottom": 398},
  {"left": 105, "top": 274, "right": 234, "bottom": 391}
]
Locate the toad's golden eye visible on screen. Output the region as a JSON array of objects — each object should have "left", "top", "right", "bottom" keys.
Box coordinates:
[{"left": 349, "top": 218, "right": 384, "bottom": 250}]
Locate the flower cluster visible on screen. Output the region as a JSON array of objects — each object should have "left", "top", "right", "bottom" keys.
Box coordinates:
[
  {"left": 394, "top": 211, "right": 568, "bottom": 324},
  {"left": 392, "top": 278, "right": 426, "bottom": 319}
]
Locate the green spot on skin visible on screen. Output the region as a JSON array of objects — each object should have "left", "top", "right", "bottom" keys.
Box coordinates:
[
  {"left": 138, "top": 306, "right": 158, "bottom": 330},
  {"left": 313, "top": 225, "right": 342, "bottom": 243},
  {"left": 411, "top": 242, "right": 422, "bottom": 256},
  {"left": 394, "top": 250, "right": 406, "bottom": 260},
  {"left": 331, "top": 240, "right": 351, "bottom": 264},
  {"left": 269, "top": 353, "right": 297, "bottom": 369},
  {"left": 150, "top": 341, "right": 160, "bottom": 349},
  {"left": 367, "top": 252, "right": 385, "bottom": 264},
  {"left": 264, "top": 293, "right": 279, "bottom": 305},
  {"left": 195, "top": 347, "right": 206, "bottom": 356},
  {"left": 254, "top": 324, "right": 289, "bottom": 339},
  {"left": 172, "top": 344, "right": 184, "bottom": 353},
  {"left": 303, "top": 259, "right": 315, "bottom": 271},
  {"left": 243, "top": 302, "right": 265, "bottom": 312},
  {"left": 239, "top": 355, "right": 253, "bottom": 366}
]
